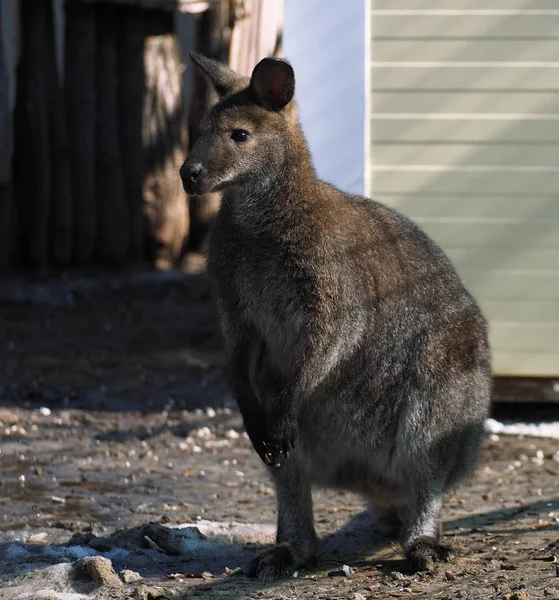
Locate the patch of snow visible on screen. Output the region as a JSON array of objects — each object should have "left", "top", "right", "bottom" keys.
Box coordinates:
[
  {"left": 17, "top": 592, "right": 88, "bottom": 600},
  {"left": 169, "top": 519, "right": 275, "bottom": 551},
  {"left": 485, "top": 418, "right": 559, "bottom": 439}
]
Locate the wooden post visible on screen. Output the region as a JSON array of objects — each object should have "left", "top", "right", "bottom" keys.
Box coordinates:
[
  {"left": 187, "top": 2, "right": 233, "bottom": 253},
  {"left": 65, "top": 0, "right": 97, "bottom": 264},
  {"left": 143, "top": 11, "right": 189, "bottom": 269},
  {"left": 48, "top": 0, "right": 72, "bottom": 266},
  {"left": 0, "top": 5, "right": 13, "bottom": 272},
  {"left": 13, "top": 0, "right": 51, "bottom": 269},
  {"left": 95, "top": 4, "right": 128, "bottom": 266},
  {"left": 117, "top": 6, "right": 145, "bottom": 262}
]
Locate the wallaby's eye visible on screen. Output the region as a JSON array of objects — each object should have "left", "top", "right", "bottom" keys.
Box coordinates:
[{"left": 231, "top": 129, "right": 249, "bottom": 143}]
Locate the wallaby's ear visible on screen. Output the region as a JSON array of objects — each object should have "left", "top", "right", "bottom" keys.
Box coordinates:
[
  {"left": 249, "top": 58, "right": 295, "bottom": 111},
  {"left": 189, "top": 51, "right": 246, "bottom": 99}
]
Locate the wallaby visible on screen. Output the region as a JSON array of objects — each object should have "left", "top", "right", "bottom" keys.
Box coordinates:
[{"left": 180, "top": 52, "right": 492, "bottom": 581}]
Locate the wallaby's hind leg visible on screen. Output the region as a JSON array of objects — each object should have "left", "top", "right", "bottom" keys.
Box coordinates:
[
  {"left": 247, "top": 458, "right": 317, "bottom": 581},
  {"left": 401, "top": 491, "right": 453, "bottom": 571}
]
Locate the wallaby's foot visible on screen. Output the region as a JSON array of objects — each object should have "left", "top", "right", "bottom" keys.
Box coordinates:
[
  {"left": 247, "top": 542, "right": 305, "bottom": 581},
  {"left": 406, "top": 537, "right": 454, "bottom": 571}
]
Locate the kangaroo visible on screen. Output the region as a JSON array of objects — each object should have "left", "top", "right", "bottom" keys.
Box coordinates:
[{"left": 180, "top": 52, "right": 492, "bottom": 581}]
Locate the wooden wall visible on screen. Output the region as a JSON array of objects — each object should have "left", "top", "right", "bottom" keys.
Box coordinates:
[
  {"left": 2, "top": 0, "right": 188, "bottom": 273},
  {"left": 0, "top": 0, "right": 284, "bottom": 274}
]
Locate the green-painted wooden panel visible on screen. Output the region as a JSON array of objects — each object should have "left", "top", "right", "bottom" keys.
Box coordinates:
[
  {"left": 371, "top": 15, "right": 559, "bottom": 39},
  {"left": 415, "top": 218, "right": 559, "bottom": 248},
  {"left": 491, "top": 351, "right": 559, "bottom": 377},
  {"left": 370, "top": 2, "right": 559, "bottom": 375},
  {"left": 489, "top": 322, "right": 559, "bottom": 352},
  {"left": 371, "top": 143, "right": 559, "bottom": 167},
  {"left": 382, "top": 195, "right": 559, "bottom": 220},
  {"left": 375, "top": 40, "right": 559, "bottom": 62},
  {"left": 462, "top": 271, "right": 559, "bottom": 300},
  {"left": 445, "top": 245, "right": 559, "bottom": 272},
  {"left": 482, "top": 299, "right": 559, "bottom": 323},
  {"left": 372, "top": 121, "right": 559, "bottom": 144},
  {"left": 372, "top": 170, "right": 559, "bottom": 195},
  {"left": 374, "top": 0, "right": 559, "bottom": 10},
  {"left": 372, "top": 92, "right": 559, "bottom": 115},
  {"left": 371, "top": 67, "right": 559, "bottom": 91}
]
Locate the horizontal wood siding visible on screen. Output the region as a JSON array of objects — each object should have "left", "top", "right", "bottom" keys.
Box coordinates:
[{"left": 370, "top": 1, "right": 559, "bottom": 376}]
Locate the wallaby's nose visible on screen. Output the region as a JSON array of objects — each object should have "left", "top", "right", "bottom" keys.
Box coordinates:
[{"left": 180, "top": 162, "right": 202, "bottom": 186}]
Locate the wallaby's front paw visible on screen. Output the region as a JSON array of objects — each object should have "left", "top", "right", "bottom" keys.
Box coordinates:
[
  {"left": 265, "top": 411, "right": 297, "bottom": 466},
  {"left": 246, "top": 543, "right": 297, "bottom": 581},
  {"left": 406, "top": 537, "right": 454, "bottom": 571}
]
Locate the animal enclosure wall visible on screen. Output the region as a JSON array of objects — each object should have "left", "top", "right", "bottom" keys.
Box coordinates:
[
  {"left": 3, "top": 0, "right": 189, "bottom": 272},
  {"left": 369, "top": 1, "right": 559, "bottom": 377},
  {"left": 0, "top": 0, "right": 283, "bottom": 273}
]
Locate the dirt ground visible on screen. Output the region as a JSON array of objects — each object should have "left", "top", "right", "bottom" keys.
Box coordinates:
[{"left": 0, "top": 270, "right": 558, "bottom": 600}]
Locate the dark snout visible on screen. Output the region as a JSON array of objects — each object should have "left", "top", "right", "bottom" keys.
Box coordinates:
[{"left": 180, "top": 160, "right": 204, "bottom": 195}]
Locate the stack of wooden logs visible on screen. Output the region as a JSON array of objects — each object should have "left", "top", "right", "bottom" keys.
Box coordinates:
[
  {"left": 0, "top": 0, "right": 283, "bottom": 274},
  {"left": 2, "top": 0, "right": 188, "bottom": 272}
]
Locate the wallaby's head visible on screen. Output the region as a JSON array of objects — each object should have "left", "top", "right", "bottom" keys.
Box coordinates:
[{"left": 180, "top": 52, "right": 299, "bottom": 196}]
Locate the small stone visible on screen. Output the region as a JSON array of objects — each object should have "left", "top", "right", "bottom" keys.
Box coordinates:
[
  {"left": 353, "top": 594, "right": 367, "bottom": 600},
  {"left": 120, "top": 569, "right": 142, "bottom": 583},
  {"left": 76, "top": 556, "right": 123, "bottom": 588},
  {"left": 225, "top": 429, "right": 240, "bottom": 439},
  {"left": 328, "top": 565, "right": 352, "bottom": 577},
  {"left": 51, "top": 495, "right": 66, "bottom": 504},
  {"left": 391, "top": 571, "right": 406, "bottom": 581},
  {"left": 39, "top": 407, "right": 51, "bottom": 416},
  {"left": 27, "top": 532, "right": 48, "bottom": 543},
  {"left": 445, "top": 570, "right": 456, "bottom": 581},
  {"left": 504, "top": 591, "right": 530, "bottom": 600},
  {"left": 544, "top": 588, "right": 558, "bottom": 597}
]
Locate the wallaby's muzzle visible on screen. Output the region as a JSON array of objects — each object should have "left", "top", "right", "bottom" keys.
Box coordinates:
[{"left": 180, "top": 160, "right": 205, "bottom": 196}]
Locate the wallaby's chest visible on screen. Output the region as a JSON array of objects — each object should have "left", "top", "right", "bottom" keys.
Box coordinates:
[{"left": 209, "top": 221, "right": 308, "bottom": 366}]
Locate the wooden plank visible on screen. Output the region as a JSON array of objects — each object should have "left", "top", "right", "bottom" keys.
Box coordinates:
[
  {"left": 462, "top": 271, "right": 559, "bottom": 301},
  {"left": 492, "top": 377, "right": 559, "bottom": 403},
  {"left": 413, "top": 218, "right": 559, "bottom": 249},
  {"left": 96, "top": 4, "right": 128, "bottom": 265},
  {"left": 373, "top": 142, "right": 559, "bottom": 167},
  {"left": 375, "top": 40, "right": 559, "bottom": 62},
  {"left": 381, "top": 195, "right": 559, "bottom": 220},
  {"left": 14, "top": 0, "right": 51, "bottom": 269},
  {"left": 65, "top": 1, "right": 96, "bottom": 263},
  {"left": 481, "top": 299, "right": 559, "bottom": 324},
  {"left": 0, "top": 4, "right": 12, "bottom": 272},
  {"left": 47, "top": 0, "right": 72, "bottom": 266},
  {"left": 492, "top": 351, "right": 559, "bottom": 376},
  {"left": 187, "top": 4, "right": 230, "bottom": 253},
  {"left": 371, "top": 120, "right": 559, "bottom": 143},
  {"left": 371, "top": 169, "right": 559, "bottom": 195},
  {"left": 117, "top": 6, "right": 145, "bottom": 261},
  {"left": 372, "top": 91, "right": 559, "bottom": 115},
  {"left": 374, "top": 0, "right": 559, "bottom": 10},
  {"left": 489, "top": 322, "right": 559, "bottom": 352},
  {"left": 371, "top": 15, "right": 559, "bottom": 39},
  {"left": 371, "top": 67, "right": 559, "bottom": 91},
  {"left": 445, "top": 246, "right": 559, "bottom": 273},
  {"left": 143, "top": 12, "right": 189, "bottom": 268}
]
